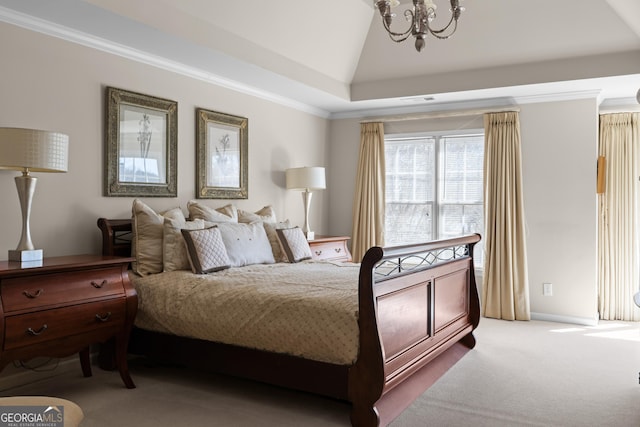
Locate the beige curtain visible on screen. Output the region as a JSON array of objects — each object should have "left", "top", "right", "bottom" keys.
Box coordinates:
[
  {"left": 482, "top": 112, "right": 530, "bottom": 320},
  {"left": 351, "top": 122, "right": 386, "bottom": 262},
  {"left": 598, "top": 113, "right": 640, "bottom": 321}
]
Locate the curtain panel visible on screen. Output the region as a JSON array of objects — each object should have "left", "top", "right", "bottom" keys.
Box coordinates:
[
  {"left": 482, "top": 111, "right": 531, "bottom": 320},
  {"left": 598, "top": 113, "right": 640, "bottom": 321},
  {"left": 351, "top": 122, "right": 386, "bottom": 262}
]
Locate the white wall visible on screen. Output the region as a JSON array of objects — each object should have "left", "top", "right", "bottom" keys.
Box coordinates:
[
  {"left": 520, "top": 99, "right": 599, "bottom": 323},
  {"left": 329, "top": 99, "right": 600, "bottom": 323},
  {"left": 0, "top": 22, "right": 330, "bottom": 258}
]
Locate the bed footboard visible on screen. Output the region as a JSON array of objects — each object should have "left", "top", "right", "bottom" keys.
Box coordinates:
[{"left": 349, "top": 234, "right": 481, "bottom": 426}]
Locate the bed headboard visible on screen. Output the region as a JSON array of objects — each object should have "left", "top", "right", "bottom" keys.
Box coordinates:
[{"left": 97, "top": 218, "right": 133, "bottom": 257}]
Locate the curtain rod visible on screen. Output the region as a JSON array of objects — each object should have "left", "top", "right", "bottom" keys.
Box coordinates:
[{"left": 360, "top": 105, "right": 521, "bottom": 123}]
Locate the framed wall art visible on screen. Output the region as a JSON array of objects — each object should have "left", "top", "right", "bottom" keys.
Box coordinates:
[
  {"left": 105, "top": 87, "right": 177, "bottom": 197},
  {"left": 196, "top": 108, "right": 248, "bottom": 199}
]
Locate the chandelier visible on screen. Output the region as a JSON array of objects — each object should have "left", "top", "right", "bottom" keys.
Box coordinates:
[{"left": 374, "top": 0, "right": 464, "bottom": 52}]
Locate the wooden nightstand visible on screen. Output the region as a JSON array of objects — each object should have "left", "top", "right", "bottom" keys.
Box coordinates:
[
  {"left": 308, "top": 236, "right": 352, "bottom": 262},
  {"left": 0, "top": 255, "right": 137, "bottom": 388}
]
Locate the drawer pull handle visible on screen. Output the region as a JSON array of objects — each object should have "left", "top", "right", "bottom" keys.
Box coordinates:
[
  {"left": 91, "top": 280, "right": 108, "bottom": 289},
  {"left": 95, "top": 312, "right": 112, "bottom": 322},
  {"left": 315, "top": 250, "right": 322, "bottom": 256},
  {"left": 23, "top": 289, "right": 43, "bottom": 299},
  {"left": 334, "top": 248, "right": 342, "bottom": 253},
  {"left": 27, "top": 325, "right": 48, "bottom": 336}
]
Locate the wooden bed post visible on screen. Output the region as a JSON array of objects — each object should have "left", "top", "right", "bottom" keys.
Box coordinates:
[{"left": 349, "top": 246, "right": 386, "bottom": 426}]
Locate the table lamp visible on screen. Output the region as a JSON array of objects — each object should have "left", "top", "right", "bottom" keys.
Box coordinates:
[
  {"left": 0, "top": 128, "right": 69, "bottom": 262},
  {"left": 285, "top": 166, "right": 326, "bottom": 240}
]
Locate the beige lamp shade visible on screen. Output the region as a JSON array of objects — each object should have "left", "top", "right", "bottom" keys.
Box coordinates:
[
  {"left": 285, "top": 166, "right": 326, "bottom": 190},
  {"left": 0, "top": 128, "right": 69, "bottom": 172}
]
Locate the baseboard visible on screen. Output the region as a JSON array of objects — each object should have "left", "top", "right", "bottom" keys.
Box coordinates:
[
  {"left": 0, "top": 356, "right": 81, "bottom": 392},
  {"left": 531, "top": 312, "right": 599, "bottom": 326}
]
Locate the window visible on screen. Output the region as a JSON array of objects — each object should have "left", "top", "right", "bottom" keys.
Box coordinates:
[{"left": 385, "top": 132, "right": 484, "bottom": 266}]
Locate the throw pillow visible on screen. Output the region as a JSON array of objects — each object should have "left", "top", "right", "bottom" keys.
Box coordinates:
[
  {"left": 181, "top": 226, "right": 231, "bottom": 274},
  {"left": 216, "top": 222, "right": 276, "bottom": 267},
  {"left": 163, "top": 217, "right": 205, "bottom": 271},
  {"left": 238, "top": 205, "right": 277, "bottom": 223},
  {"left": 132, "top": 199, "right": 184, "bottom": 276},
  {"left": 262, "top": 220, "right": 292, "bottom": 262},
  {"left": 187, "top": 201, "right": 238, "bottom": 223},
  {"left": 276, "top": 227, "right": 313, "bottom": 263}
]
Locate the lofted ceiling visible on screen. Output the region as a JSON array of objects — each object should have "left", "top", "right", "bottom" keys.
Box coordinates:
[{"left": 0, "top": 0, "right": 639, "bottom": 118}]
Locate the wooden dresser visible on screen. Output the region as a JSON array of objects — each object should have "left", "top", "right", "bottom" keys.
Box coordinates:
[
  {"left": 0, "top": 255, "right": 137, "bottom": 388},
  {"left": 308, "top": 235, "right": 352, "bottom": 262}
]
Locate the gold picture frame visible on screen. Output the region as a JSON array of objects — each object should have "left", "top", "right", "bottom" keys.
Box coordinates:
[
  {"left": 196, "top": 108, "right": 248, "bottom": 199},
  {"left": 105, "top": 87, "right": 178, "bottom": 197}
]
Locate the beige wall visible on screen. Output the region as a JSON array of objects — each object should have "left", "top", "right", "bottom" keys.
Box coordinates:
[
  {"left": 1, "top": 21, "right": 601, "bottom": 323},
  {"left": 520, "top": 99, "right": 599, "bottom": 323},
  {"left": 0, "top": 22, "right": 330, "bottom": 257},
  {"left": 329, "top": 99, "right": 600, "bottom": 323}
]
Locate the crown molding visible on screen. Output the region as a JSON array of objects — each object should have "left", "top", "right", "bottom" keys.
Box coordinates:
[
  {"left": 0, "top": 6, "right": 332, "bottom": 119},
  {"left": 330, "top": 89, "right": 606, "bottom": 121},
  {"left": 512, "top": 89, "right": 603, "bottom": 105}
]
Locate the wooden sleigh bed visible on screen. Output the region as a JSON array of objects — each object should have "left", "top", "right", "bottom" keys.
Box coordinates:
[{"left": 98, "top": 217, "right": 481, "bottom": 426}]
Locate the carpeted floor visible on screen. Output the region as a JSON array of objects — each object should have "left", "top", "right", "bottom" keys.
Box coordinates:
[
  {"left": 1, "top": 318, "right": 638, "bottom": 426},
  {"left": 392, "top": 319, "right": 639, "bottom": 426}
]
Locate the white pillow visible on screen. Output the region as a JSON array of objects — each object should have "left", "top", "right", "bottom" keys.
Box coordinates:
[
  {"left": 276, "top": 227, "right": 313, "bottom": 263},
  {"left": 187, "top": 201, "right": 238, "bottom": 223},
  {"left": 163, "top": 217, "right": 205, "bottom": 271},
  {"left": 216, "top": 222, "right": 275, "bottom": 267},
  {"left": 181, "top": 226, "right": 231, "bottom": 274},
  {"left": 262, "top": 220, "right": 291, "bottom": 262},
  {"left": 132, "top": 199, "right": 184, "bottom": 276},
  {"left": 238, "top": 206, "right": 277, "bottom": 223}
]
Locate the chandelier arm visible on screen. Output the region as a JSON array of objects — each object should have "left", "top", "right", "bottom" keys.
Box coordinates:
[
  {"left": 389, "top": 32, "right": 413, "bottom": 43},
  {"left": 380, "top": 10, "right": 414, "bottom": 39},
  {"left": 429, "top": 18, "right": 459, "bottom": 40}
]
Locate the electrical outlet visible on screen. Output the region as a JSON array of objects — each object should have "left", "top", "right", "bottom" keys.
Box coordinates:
[{"left": 543, "top": 282, "right": 553, "bottom": 296}]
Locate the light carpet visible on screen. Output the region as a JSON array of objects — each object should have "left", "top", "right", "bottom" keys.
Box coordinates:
[{"left": 1, "top": 318, "right": 638, "bottom": 426}]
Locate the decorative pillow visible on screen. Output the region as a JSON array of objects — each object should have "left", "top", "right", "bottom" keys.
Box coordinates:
[
  {"left": 187, "top": 201, "right": 238, "bottom": 223},
  {"left": 163, "top": 217, "right": 205, "bottom": 271},
  {"left": 216, "top": 222, "right": 275, "bottom": 267},
  {"left": 238, "top": 205, "right": 277, "bottom": 223},
  {"left": 262, "top": 220, "right": 292, "bottom": 262},
  {"left": 132, "top": 199, "right": 184, "bottom": 276},
  {"left": 276, "top": 227, "right": 313, "bottom": 263},
  {"left": 181, "top": 226, "right": 231, "bottom": 274}
]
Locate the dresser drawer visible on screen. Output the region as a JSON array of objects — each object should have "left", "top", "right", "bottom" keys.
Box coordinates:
[
  {"left": 3, "top": 298, "right": 126, "bottom": 350},
  {"left": 1, "top": 267, "right": 125, "bottom": 313},
  {"left": 310, "top": 240, "right": 351, "bottom": 262}
]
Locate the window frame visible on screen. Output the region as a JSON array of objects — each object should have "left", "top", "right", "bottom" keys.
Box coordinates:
[{"left": 384, "top": 129, "right": 484, "bottom": 246}]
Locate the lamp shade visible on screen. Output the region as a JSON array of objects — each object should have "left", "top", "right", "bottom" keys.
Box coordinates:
[
  {"left": 286, "top": 167, "right": 326, "bottom": 191},
  {"left": 0, "top": 128, "right": 69, "bottom": 172}
]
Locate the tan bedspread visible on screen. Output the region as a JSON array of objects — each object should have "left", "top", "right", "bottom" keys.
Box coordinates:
[{"left": 130, "top": 261, "right": 361, "bottom": 365}]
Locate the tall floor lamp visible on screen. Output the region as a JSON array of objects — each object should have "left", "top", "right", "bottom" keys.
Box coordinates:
[
  {"left": 0, "top": 128, "right": 69, "bottom": 263},
  {"left": 285, "top": 166, "right": 326, "bottom": 240}
]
